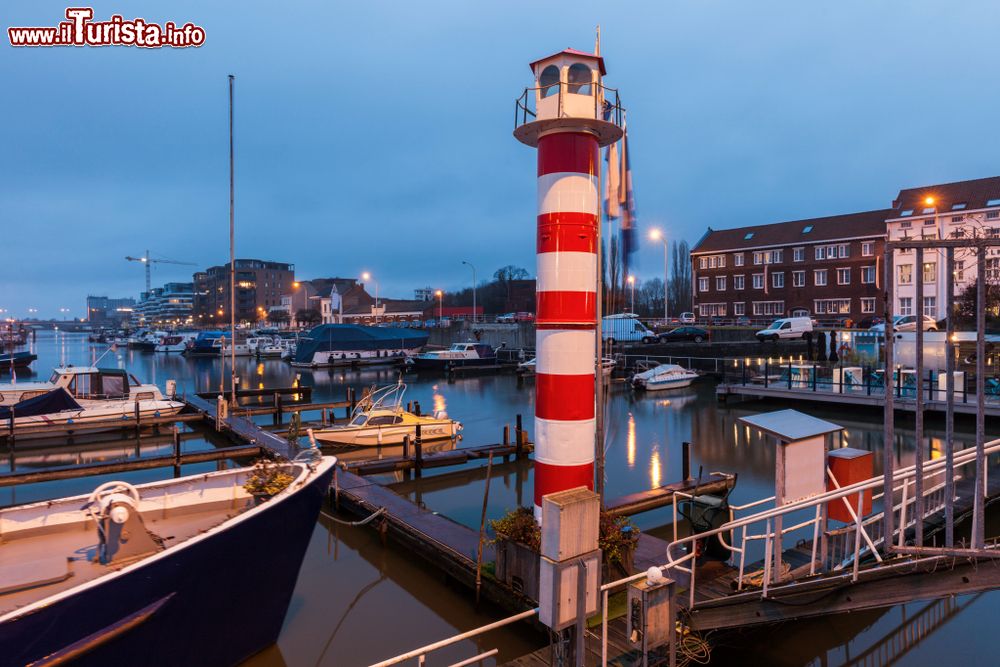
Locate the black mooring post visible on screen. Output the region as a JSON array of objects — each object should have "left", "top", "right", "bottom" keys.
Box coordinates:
[
  {"left": 414, "top": 423, "right": 423, "bottom": 478},
  {"left": 173, "top": 426, "right": 181, "bottom": 478},
  {"left": 682, "top": 441, "right": 692, "bottom": 481},
  {"left": 515, "top": 413, "right": 524, "bottom": 460}
]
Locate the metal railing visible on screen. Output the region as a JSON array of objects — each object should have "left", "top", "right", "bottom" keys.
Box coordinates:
[
  {"left": 661, "top": 437, "right": 1000, "bottom": 609},
  {"left": 514, "top": 82, "right": 623, "bottom": 130}
]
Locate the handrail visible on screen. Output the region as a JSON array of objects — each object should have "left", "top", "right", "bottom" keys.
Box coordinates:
[{"left": 369, "top": 608, "right": 537, "bottom": 667}]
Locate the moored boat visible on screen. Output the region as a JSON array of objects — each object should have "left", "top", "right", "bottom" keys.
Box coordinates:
[
  {"left": 291, "top": 324, "right": 428, "bottom": 368},
  {"left": 155, "top": 332, "right": 196, "bottom": 353},
  {"left": 0, "top": 453, "right": 336, "bottom": 667},
  {"left": 312, "top": 381, "right": 461, "bottom": 447},
  {"left": 408, "top": 342, "right": 499, "bottom": 371},
  {"left": 518, "top": 356, "right": 616, "bottom": 377},
  {"left": 0, "top": 351, "right": 36, "bottom": 372},
  {"left": 630, "top": 363, "right": 699, "bottom": 391}
]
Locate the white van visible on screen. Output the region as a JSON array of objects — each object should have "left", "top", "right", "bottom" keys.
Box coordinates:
[
  {"left": 756, "top": 316, "right": 813, "bottom": 342},
  {"left": 602, "top": 314, "right": 657, "bottom": 344}
]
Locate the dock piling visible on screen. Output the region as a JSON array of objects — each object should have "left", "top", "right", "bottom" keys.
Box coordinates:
[
  {"left": 415, "top": 424, "right": 423, "bottom": 478},
  {"left": 682, "top": 441, "right": 691, "bottom": 481},
  {"left": 515, "top": 414, "right": 524, "bottom": 460},
  {"left": 172, "top": 425, "right": 181, "bottom": 477}
]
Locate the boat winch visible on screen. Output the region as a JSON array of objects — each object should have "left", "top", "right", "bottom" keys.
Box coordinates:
[{"left": 86, "top": 481, "right": 162, "bottom": 565}]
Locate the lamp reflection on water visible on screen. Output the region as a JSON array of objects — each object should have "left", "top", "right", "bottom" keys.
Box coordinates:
[
  {"left": 433, "top": 391, "right": 446, "bottom": 415},
  {"left": 627, "top": 412, "right": 636, "bottom": 469},
  {"left": 649, "top": 446, "right": 662, "bottom": 489}
]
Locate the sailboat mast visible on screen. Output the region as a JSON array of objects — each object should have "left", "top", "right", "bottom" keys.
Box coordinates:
[{"left": 228, "top": 74, "right": 237, "bottom": 408}]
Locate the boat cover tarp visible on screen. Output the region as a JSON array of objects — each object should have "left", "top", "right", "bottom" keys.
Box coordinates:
[
  {"left": 294, "top": 325, "right": 429, "bottom": 363},
  {"left": 0, "top": 388, "right": 82, "bottom": 419}
]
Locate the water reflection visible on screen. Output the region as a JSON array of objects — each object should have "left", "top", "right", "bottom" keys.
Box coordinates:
[{"left": 649, "top": 445, "right": 661, "bottom": 489}]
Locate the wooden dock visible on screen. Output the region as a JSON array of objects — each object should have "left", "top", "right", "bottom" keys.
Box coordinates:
[
  {"left": 717, "top": 382, "right": 1000, "bottom": 418},
  {"left": 605, "top": 473, "right": 735, "bottom": 517}
]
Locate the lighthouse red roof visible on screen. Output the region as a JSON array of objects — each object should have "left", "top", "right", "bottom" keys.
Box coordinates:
[{"left": 529, "top": 48, "right": 606, "bottom": 75}]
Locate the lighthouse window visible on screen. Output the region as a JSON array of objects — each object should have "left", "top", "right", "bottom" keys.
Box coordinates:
[
  {"left": 567, "top": 63, "right": 592, "bottom": 94},
  {"left": 540, "top": 65, "right": 560, "bottom": 98}
]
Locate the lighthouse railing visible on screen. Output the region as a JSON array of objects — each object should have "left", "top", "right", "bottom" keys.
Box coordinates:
[{"left": 514, "top": 83, "right": 623, "bottom": 130}]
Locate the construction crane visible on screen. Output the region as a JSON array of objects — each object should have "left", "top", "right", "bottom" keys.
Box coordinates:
[{"left": 125, "top": 250, "right": 197, "bottom": 294}]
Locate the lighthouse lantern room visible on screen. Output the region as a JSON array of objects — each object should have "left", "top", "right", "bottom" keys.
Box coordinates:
[{"left": 514, "top": 47, "right": 624, "bottom": 520}]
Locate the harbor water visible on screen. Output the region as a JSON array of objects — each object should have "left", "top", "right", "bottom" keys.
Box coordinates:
[{"left": 7, "top": 330, "right": 1000, "bottom": 666}]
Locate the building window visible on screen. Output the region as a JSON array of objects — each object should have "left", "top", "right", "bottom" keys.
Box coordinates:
[
  {"left": 752, "top": 273, "right": 764, "bottom": 289},
  {"left": 734, "top": 275, "right": 745, "bottom": 290},
  {"left": 923, "top": 262, "right": 936, "bottom": 283},
  {"left": 733, "top": 302, "right": 745, "bottom": 316},
  {"left": 837, "top": 268, "right": 850, "bottom": 285},
  {"left": 861, "top": 297, "right": 875, "bottom": 314},
  {"left": 793, "top": 247, "right": 805, "bottom": 262},
  {"left": 734, "top": 253, "right": 744, "bottom": 267},
  {"left": 988, "top": 211, "right": 1000, "bottom": 220},
  {"left": 772, "top": 272, "right": 784, "bottom": 288},
  {"left": 539, "top": 65, "right": 560, "bottom": 97},
  {"left": 698, "top": 277, "right": 709, "bottom": 292},
  {"left": 716, "top": 276, "right": 726, "bottom": 291},
  {"left": 861, "top": 266, "right": 876, "bottom": 284},
  {"left": 753, "top": 252, "right": 763, "bottom": 265},
  {"left": 815, "top": 246, "right": 826, "bottom": 260},
  {"left": 770, "top": 249, "right": 783, "bottom": 263},
  {"left": 838, "top": 244, "right": 849, "bottom": 258},
  {"left": 814, "top": 298, "right": 851, "bottom": 315},
  {"left": 955, "top": 261, "right": 965, "bottom": 281},
  {"left": 814, "top": 269, "right": 828, "bottom": 286},
  {"left": 901, "top": 221, "right": 912, "bottom": 229},
  {"left": 802, "top": 225, "right": 813, "bottom": 234},
  {"left": 699, "top": 257, "right": 708, "bottom": 269},
  {"left": 861, "top": 242, "right": 874, "bottom": 256},
  {"left": 698, "top": 303, "right": 726, "bottom": 317},
  {"left": 792, "top": 271, "right": 805, "bottom": 287},
  {"left": 951, "top": 215, "right": 964, "bottom": 223},
  {"left": 898, "top": 264, "right": 912, "bottom": 285},
  {"left": 752, "top": 301, "right": 785, "bottom": 316},
  {"left": 567, "top": 63, "right": 592, "bottom": 94},
  {"left": 899, "top": 297, "right": 913, "bottom": 316},
  {"left": 923, "top": 296, "right": 937, "bottom": 317}
]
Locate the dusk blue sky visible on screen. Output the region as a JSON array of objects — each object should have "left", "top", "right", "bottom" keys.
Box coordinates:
[{"left": 3, "top": 1, "right": 998, "bottom": 319}]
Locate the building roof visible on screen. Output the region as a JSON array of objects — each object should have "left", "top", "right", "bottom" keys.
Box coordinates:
[
  {"left": 891, "top": 175, "right": 1000, "bottom": 218},
  {"left": 529, "top": 48, "right": 606, "bottom": 75},
  {"left": 739, "top": 409, "right": 843, "bottom": 442},
  {"left": 692, "top": 208, "right": 892, "bottom": 254}
]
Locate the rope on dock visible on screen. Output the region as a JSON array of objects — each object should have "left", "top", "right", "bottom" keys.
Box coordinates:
[{"left": 322, "top": 506, "right": 387, "bottom": 527}]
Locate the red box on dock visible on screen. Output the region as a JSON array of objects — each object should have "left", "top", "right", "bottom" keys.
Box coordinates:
[{"left": 827, "top": 448, "right": 873, "bottom": 523}]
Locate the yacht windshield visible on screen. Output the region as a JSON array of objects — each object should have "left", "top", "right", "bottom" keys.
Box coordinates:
[{"left": 349, "top": 415, "right": 367, "bottom": 427}]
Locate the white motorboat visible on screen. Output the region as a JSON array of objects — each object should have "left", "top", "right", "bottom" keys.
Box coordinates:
[
  {"left": 518, "top": 356, "right": 616, "bottom": 377},
  {"left": 408, "top": 342, "right": 501, "bottom": 371},
  {"left": 630, "top": 363, "right": 699, "bottom": 391},
  {"left": 155, "top": 332, "right": 196, "bottom": 353},
  {"left": 312, "top": 381, "right": 461, "bottom": 447},
  {"left": 0, "top": 366, "right": 184, "bottom": 435}
]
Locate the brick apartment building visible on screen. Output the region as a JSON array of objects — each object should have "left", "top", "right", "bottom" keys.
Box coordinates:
[
  {"left": 194, "top": 259, "right": 294, "bottom": 324},
  {"left": 691, "top": 209, "right": 888, "bottom": 323}
]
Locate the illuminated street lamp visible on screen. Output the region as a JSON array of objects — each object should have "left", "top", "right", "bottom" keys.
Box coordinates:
[
  {"left": 361, "top": 272, "right": 379, "bottom": 323},
  {"left": 461, "top": 260, "right": 477, "bottom": 323},
  {"left": 648, "top": 228, "right": 669, "bottom": 321},
  {"left": 435, "top": 289, "right": 443, "bottom": 320},
  {"left": 627, "top": 275, "right": 636, "bottom": 315}
]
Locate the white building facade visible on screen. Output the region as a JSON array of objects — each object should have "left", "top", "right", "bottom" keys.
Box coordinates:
[{"left": 887, "top": 177, "right": 1000, "bottom": 321}]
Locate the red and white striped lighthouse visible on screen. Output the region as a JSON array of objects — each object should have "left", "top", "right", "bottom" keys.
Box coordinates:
[{"left": 514, "top": 48, "right": 623, "bottom": 519}]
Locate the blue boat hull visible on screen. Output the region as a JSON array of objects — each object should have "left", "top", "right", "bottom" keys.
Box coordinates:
[{"left": 1, "top": 464, "right": 334, "bottom": 667}]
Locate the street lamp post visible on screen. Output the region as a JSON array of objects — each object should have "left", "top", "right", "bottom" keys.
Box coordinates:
[
  {"left": 362, "top": 272, "right": 379, "bottom": 323},
  {"left": 461, "top": 260, "right": 477, "bottom": 323},
  {"left": 435, "top": 289, "right": 443, "bottom": 320},
  {"left": 627, "top": 275, "right": 636, "bottom": 315},
  {"left": 649, "top": 229, "right": 669, "bottom": 322}
]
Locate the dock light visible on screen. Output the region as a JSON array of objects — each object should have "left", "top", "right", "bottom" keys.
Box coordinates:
[
  {"left": 951, "top": 333, "right": 959, "bottom": 342},
  {"left": 757, "top": 358, "right": 763, "bottom": 366},
  {"left": 733, "top": 359, "right": 738, "bottom": 367},
  {"left": 779, "top": 356, "right": 784, "bottom": 364},
  {"left": 799, "top": 354, "right": 804, "bottom": 362}
]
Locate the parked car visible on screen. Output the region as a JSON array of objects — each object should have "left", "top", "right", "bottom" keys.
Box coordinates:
[
  {"left": 735, "top": 316, "right": 751, "bottom": 326},
  {"left": 515, "top": 312, "right": 535, "bottom": 322},
  {"left": 496, "top": 313, "right": 516, "bottom": 323},
  {"left": 870, "top": 314, "right": 937, "bottom": 333},
  {"left": 679, "top": 312, "right": 696, "bottom": 325},
  {"left": 858, "top": 316, "right": 884, "bottom": 330},
  {"left": 658, "top": 326, "right": 709, "bottom": 343},
  {"left": 755, "top": 316, "right": 814, "bottom": 342},
  {"left": 602, "top": 314, "right": 657, "bottom": 344}
]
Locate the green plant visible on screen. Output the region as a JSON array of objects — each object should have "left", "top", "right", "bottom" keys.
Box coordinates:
[
  {"left": 490, "top": 506, "right": 540, "bottom": 550},
  {"left": 600, "top": 512, "right": 640, "bottom": 566},
  {"left": 243, "top": 459, "right": 294, "bottom": 497}
]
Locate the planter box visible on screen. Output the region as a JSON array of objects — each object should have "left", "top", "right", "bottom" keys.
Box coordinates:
[
  {"left": 496, "top": 539, "right": 540, "bottom": 601},
  {"left": 602, "top": 542, "right": 635, "bottom": 584}
]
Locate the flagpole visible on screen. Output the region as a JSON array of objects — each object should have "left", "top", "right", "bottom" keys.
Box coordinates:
[{"left": 594, "top": 24, "right": 606, "bottom": 505}]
